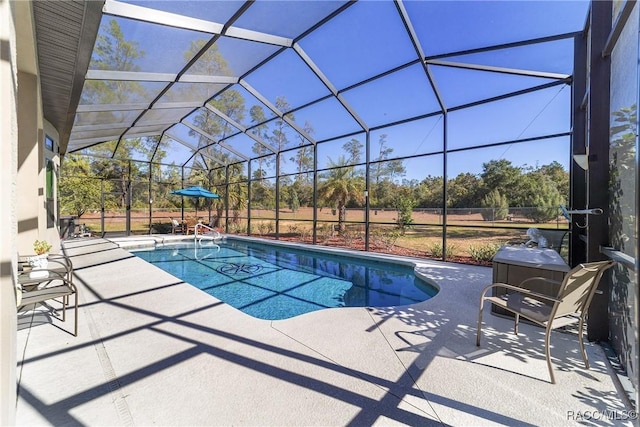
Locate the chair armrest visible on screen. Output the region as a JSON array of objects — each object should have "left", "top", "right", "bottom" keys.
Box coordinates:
[
  {"left": 518, "top": 277, "right": 562, "bottom": 296},
  {"left": 480, "top": 282, "right": 562, "bottom": 303},
  {"left": 519, "top": 277, "right": 562, "bottom": 288},
  {"left": 47, "top": 256, "right": 73, "bottom": 273},
  {"left": 19, "top": 253, "right": 71, "bottom": 267}
]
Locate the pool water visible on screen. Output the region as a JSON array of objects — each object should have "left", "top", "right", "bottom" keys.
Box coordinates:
[{"left": 133, "top": 240, "right": 438, "bottom": 320}]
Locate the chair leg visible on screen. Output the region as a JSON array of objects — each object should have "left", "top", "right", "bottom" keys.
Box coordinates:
[
  {"left": 514, "top": 313, "right": 519, "bottom": 335},
  {"left": 545, "top": 327, "right": 555, "bottom": 384},
  {"left": 73, "top": 291, "right": 78, "bottom": 337},
  {"left": 476, "top": 298, "right": 485, "bottom": 346},
  {"left": 578, "top": 316, "right": 589, "bottom": 369}
]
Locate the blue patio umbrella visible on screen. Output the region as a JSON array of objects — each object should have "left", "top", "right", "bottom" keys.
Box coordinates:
[{"left": 171, "top": 186, "right": 220, "bottom": 219}]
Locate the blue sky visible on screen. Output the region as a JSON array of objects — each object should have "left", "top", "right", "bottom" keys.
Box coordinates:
[{"left": 82, "top": 0, "right": 589, "bottom": 180}]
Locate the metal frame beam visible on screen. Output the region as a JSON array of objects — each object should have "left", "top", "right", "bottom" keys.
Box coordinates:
[
  {"left": 603, "top": 0, "right": 637, "bottom": 57},
  {"left": 183, "top": 121, "right": 250, "bottom": 162},
  {"left": 426, "top": 59, "right": 571, "bottom": 80},
  {"left": 205, "top": 104, "right": 278, "bottom": 153},
  {"left": 293, "top": 43, "right": 369, "bottom": 132},
  {"left": 104, "top": 0, "right": 292, "bottom": 47},
  {"left": 425, "top": 31, "right": 582, "bottom": 61},
  {"left": 585, "top": 0, "right": 612, "bottom": 341},
  {"left": 240, "top": 80, "right": 317, "bottom": 144},
  {"left": 164, "top": 133, "right": 227, "bottom": 166}
]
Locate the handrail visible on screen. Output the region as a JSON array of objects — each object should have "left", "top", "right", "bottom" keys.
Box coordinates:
[
  {"left": 600, "top": 246, "right": 636, "bottom": 271},
  {"left": 194, "top": 223, "right": 217, "bottom": 234},
  {"left": 193, "top": 223, "right": 222, "bottom": 250}
]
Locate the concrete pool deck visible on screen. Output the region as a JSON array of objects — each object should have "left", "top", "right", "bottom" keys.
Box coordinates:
[{"left": 16, "top": 237, "right": 633, "bottom": 426}]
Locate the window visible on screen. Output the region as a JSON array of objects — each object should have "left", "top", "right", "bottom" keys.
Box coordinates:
[
  {"left": 45, "top": 134, "right": 54, "bottom": 152},
  {"left": 46, "top": 159, "right": 55, "bottom": 228}
]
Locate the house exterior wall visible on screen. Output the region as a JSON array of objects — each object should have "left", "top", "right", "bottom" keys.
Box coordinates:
[
  {"left": 16, "top": 37, "right": 61, "bottom": 253},
  {"left": 1, "top": 0, "right": 19, "bottom": 424},
  {"left": 17, "top": 69, "right": 43, "bottom": 252},
  {"left": 1, "top": 0, "right": 61, "bottom": 423}
]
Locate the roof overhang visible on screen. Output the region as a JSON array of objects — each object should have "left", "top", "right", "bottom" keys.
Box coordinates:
[{"left": 33, "top": 0, "right": 104, "bottom": 154}]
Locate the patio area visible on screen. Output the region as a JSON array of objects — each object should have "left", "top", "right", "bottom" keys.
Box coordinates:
[{"left": 15, "top": 238, "right": 632, "bottom": 426}]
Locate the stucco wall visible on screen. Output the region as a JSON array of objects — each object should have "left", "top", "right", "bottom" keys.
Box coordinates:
[
  {"left": 1, "top": 1, "right": 61, "bottom": 423},
  {"left": 17, "top": 69, "right": 42, "bottom": 253},
  {"left": 1, "top": 0, "right": 19, "bottom": 424},
  {"left": 15, "top": 8, "right": 60, "bottom": 256}
]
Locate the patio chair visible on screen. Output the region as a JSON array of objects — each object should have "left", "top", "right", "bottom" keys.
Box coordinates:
[
  {"left": 184, "top": 218, "right": 199, "bottom": 235},
  {"left": 18, "top": 252, "right": 73, "bottom": 281},
  {"left": 476, "top": 260, "right": 615, "bottom": 383},
  {"left": 170, "top": 218, "right": 184, "bottom": 234},
  {"left": 17, "top": 253, "right": 78, "bottom": 336}
]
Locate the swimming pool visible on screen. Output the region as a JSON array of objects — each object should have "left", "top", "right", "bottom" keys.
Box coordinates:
[{"left": 132, "top": 239, "right": 438, "bottom": 320}]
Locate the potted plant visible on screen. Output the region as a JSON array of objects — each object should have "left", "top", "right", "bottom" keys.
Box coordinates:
[
  {"left": 33, "top": 239, "right": 52, "bottom": 255},
  {"left": 29, "top": 240, "right": 52, "bottom": 271}
]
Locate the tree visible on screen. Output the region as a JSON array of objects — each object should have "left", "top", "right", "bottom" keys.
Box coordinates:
[
  {"left": 480, "top": 159, "right": 522, "bottom": 204},
  {"left": 288, "top": 188, "right": 300, "bottom": 213},
  {"left": 250, "top": 105, "right": 271, "bottom": 180},
  {"left": 609, "top": 104, "right": 637, "bottom": 253},
  {"left": 59, "top": 155, "right": 105, "bottom": 217},
  {"left": 318, "top": 156, "right": 366, "bottom": 233},
  {"left": 185, "top": 39, "right": 232, "bottom": 76},
  {"left": 183, "top": 41, "right": 249, "bottom": 226},
  {"left": 342, "top": 138, "right": 363, "bottom": 164},
  {"left": 520, "top": 173, "right": 564, "bottom": 223},
  {"left": 228, "top": 181, "right": 248, "bottom": 225},
  {"left": 536, "top": 161, "right": 569, "bottom": 201},
  {"left": 480, "top": 189, "right": 509, "bottom": 221},
  {"left": 372, "top": 133, "right": 405, "bottom": 184},
  {"left": 290, "top": 120, "right": 314, "bottom": 183},
  {"left": 153, "top": 164, "right": 182, "bottom": 210},
  {"left": 290, "top": 179, "right": 312, "bottom": 207},
  {"left": 415, "top": 176, "right": 444, "bottom": 208},
  {"left": 251, "top": 178, "right": 275, "bottom": 210},
  {"left": 395, "top": 193, "right": 415, "bottom": 233},
  {"left": 189, "top": 39, "right": 241, "bottom": 143},
  {"left": 370, "top": 179, "right": 396, "bottom": 208},
  {"left": 268, "top": 96, "right": 294, "bottom": 172},
  {"left": 447, "top": 172, "right": 483, "bottom": 208},
  {"left": 83, "top": 19, "right": 146, "bottom": 107},
  {"left": 77, "top": 19, "right": 170, "bottom": 211},
  {"left": 88, "top": 140, "right": 153, "bottom": 209},
  {"left": 371, "top": 134, "right": 406, "bottom": 207}
]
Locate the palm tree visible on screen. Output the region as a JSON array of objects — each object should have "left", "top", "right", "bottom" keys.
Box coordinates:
[{"left": 317, "top": 156, "right": 365, "bottom": 233}]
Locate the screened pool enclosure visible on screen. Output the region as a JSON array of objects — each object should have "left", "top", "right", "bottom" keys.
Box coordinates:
[{"left": 60, "top": 0, "right": 589, "bottom": 263}]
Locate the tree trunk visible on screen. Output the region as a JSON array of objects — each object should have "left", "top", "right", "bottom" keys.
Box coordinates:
[
  {"left": 338, "top": 203, "right": 346, "bottom": 233},
  {"left": 214, "top": 205, "right": 224, "bottom": 227}
]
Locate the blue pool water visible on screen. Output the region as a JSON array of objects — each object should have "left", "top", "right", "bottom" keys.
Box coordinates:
[{"left": 133, "top": 240, "right": 438, "bottom": 320}]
